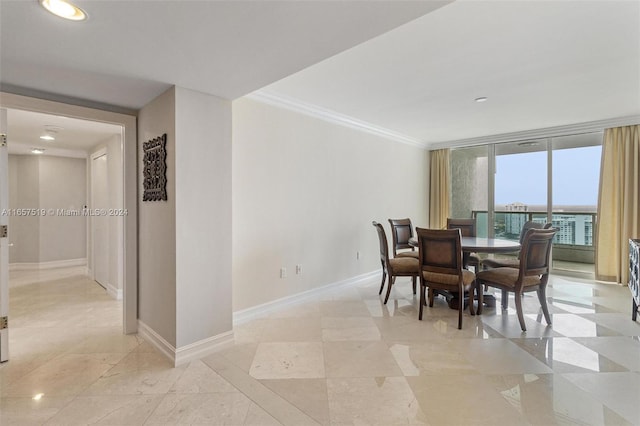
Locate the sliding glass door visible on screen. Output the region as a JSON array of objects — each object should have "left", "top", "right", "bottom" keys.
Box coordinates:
[
  {"left": 551, "top": 133, "right": 602, "bottom": 274},
  {"left": 494, "top": 139, "right": 549, "bottom": 239},
  {"left": 450, "top": 131, "right": 603, "bottom": 277}
]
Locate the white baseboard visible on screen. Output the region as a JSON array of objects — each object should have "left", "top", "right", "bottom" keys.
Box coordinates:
[
  {"left": 9, "top": 258, "right": 87, "bottom": 271},
  {"left": 137, "top": 320, "right": 234, "bottom": 367},
  {"left": 233, "top": 269, "right": 381, "bottom": 325},
  {"left": 175, "top": 331, "right": 234, "bottom": 366},
  {"left": 104, "top": 282, "right": 123, "bottom": 300}
]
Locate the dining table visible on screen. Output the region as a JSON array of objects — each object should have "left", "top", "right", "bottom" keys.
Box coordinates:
[{"left": 408, "top": 236, "right": 521, "bottom": 310}]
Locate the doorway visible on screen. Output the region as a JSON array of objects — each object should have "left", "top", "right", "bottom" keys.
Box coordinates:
[{"left": 0, "top": 93, "right": 137, "bottom": 363}]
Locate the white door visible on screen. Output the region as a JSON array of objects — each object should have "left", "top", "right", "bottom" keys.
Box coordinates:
[
  {"left": 91, "top": 151, "right": 109, "bottom": 288},
  {"left": 0, "top": 109, "right": 9, "bottom": 362}
]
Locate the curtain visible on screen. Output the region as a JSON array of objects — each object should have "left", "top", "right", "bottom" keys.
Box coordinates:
[
  {"left": 429, "top": 149, "right": 450, "bottom": 229},
  {"left": 595, "top": 125, "right": 640, "bottom": 284}
]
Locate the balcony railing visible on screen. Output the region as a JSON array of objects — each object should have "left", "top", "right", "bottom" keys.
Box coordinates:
[{"left": 472, "top": 210, "right": 597, "bottom": 265}]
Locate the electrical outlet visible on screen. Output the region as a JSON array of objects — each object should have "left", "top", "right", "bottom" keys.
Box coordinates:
[
  {"left": 296, "top": 264, "right": 302, "bottom": 274},
  {"left": 280, "top": 267, "right": 287, "bottom": 278}
]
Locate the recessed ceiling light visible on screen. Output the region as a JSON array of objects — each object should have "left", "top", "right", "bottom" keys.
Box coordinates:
[
  {"left": 475, "top": 97, "right": 488, "bottom": 103},
  {"left": 40, "top": 133, "right": 55, "bottom": 141},
  {"left": 32, "top": 393, "right": 44, "bottom": 401},
  {"left": 40, "top": 0, "right": 87, "bottom": 21},
  {"left": 31, "top": 148, "right": 45, "bottom": 154}
]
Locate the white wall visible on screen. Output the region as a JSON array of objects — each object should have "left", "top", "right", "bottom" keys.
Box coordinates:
[
  {"left": 39, "top": 156, "right": 87, "bottom": 262},
  {"left": 138, "top": 86, "right": 233, "bottom": 356},
  {"left": 232, "top": 98, "right": 429, "bottom": 311},
  {"left": 175, "top": 87, "right": 232, "bottom": 348},
  {"left": 138, "top": 87, "right": 177, "bottom": 346},
  {"left": 8, "top": 154, "right": 86, "bottom": 264}
]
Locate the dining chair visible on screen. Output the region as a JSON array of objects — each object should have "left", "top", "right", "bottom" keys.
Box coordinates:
[
  {"left": 475, "top": 227, "right": 558, "bottom": 331},
  {"left": 446, "top": 218, "right": 481, "bottom": 271},
  {"left": 388, "top": 218, "right": 419, "bottom": 259},
  {"left": 372, "top": 221, "right": 419, "bottom": 303},
  {"left": 482, "top": 221, "right": 553, "bottom": 269},
  {"left": 415, "top": 227, "right": 476, "bottom": 329}
]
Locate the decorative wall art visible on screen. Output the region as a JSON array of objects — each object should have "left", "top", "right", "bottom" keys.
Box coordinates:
[{"left": 142, "top": 133, "right": 168, "bottom": 201}]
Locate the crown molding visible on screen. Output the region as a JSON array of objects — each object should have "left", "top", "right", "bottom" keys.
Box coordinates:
[
  {"left": 246, "top": 90, "right": 427, "bottom": 149},
  {"left": 428, "top": 115, "right": 640, "bottom": 150}
]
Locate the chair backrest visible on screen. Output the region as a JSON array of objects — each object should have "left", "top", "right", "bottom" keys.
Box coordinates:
[
  {"left": 388, "top": 218, "right": 414, "bottom": 256},
  {"left": 446, "top": 218, "right": 476, "bottom": 237},
  {"left": 519, "top": 228, "right": 558, "bottom": 278},
  {"left": 372, "top": 221, "right": 390, "bottom": 265},
  {"left": 519, "top": 221, "right": 545, "bottom": 244},
  {"left": 416, "top": 227, "right": 463, "bottom": 275}
]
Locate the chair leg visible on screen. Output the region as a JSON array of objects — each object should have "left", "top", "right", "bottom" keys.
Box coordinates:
[
  {"left": 477, "top": 282, "right": 484, "bottom": 315},
  {"left": 468, "top": 284, "right": 476, "bottom": 316},
  {"left": 501, "top": 289, "right": 508, "bottom": 310},
  {"left": 383, "top": 275, "right": 394, "bottom": 304},
  {"left": 428, "top": 288, "right": 434, "bottom": 307},
  {"left": 412, "top": 276, "right": 417, "bottom": 295},
  {"left": 457, "top": 289, "right": 463, "bottom": 329},
  {"left": 419, "top": 284, "right": 426, "bottom": 320},
  {"left": 514, "top": 291, "right": 526, "bottom": 331},
  {"left": 378, "top": 266, "right": 386, "bottom": 295},
  {"left": 537, "top": 287, "right": 552, "bottom": 325}
]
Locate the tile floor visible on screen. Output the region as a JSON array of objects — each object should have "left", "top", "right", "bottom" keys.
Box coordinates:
[{"left": 1, "top": 268, "right": 639, "bottom": 425}]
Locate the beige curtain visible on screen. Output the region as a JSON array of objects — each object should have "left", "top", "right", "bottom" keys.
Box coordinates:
[
  {"left": 429, "top": 148, "right": 450, "bottom": 229},
  {"left": 595, "top": 125, "right": 640, "bottom": 283}
]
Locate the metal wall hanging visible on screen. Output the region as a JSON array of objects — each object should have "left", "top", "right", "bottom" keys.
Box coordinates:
[{"left": 143, "top": 133, "right": 168, "bottom": 201}]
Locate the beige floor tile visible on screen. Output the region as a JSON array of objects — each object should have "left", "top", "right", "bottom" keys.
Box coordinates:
[
  {"left": 219, "top": 343, "right": 259, "bottom": 372},
  {"left": 0, "top": 396, "right": 75, "bottom": 426},
  {"left": 250, "top": 342, "right": 325, "bottom": 379},
  {"left": 511, "top": 337, "right": 629, "bottom": 373},
  {"left": 260, "top": 379, "right": 330, "bottom": 425},
  {"left": 82, "top": 352, "right": 186, "bottom": 396},
  {"left": 562, "top": 372, "right": 640, "bottom": 424},
  {"left": 389, "top": 341, "right": 477, "bottom": 376},
  {"left": 466, "top": 339, "right": 553, "bottom": 375},
  {"left": 545, "top": 313, "right": 620, "bottom": 337},
  {"left": 573, "top": 336, "right": 640, "bottom": 371},
  {"left": 2, "top": 353, "right": 126, "bottom": 398},
  {"left": 318, "top": 300, "right": 371, "bottom": 317},
  {"left": 244, "top": 402, "right": 283, "bottom": 425},
  {"left": 486, "top": 373, "right": 634, "bottom": 425},
  {"left": 259, "top": 317, "right": 323, "bottom": 342},
  {"left": 579, "top": 313, "right": 640, "bottom": 336},
  {"left": 321, "top": 316, "right": 380, "bottom": 341},
  {"left": 407, "top": 374, "right": 527, "bottom": 425},
  {"left": 43, "top": 395, "right": 164, "bottom": 425},
  {"left": 327, "top": 377, "right": 426, "bottom": 425},
  {"left": 144, "top": 393, "right": 253, "bottom": 425},
  {"left": 323, "top": 341, "right": 403, "bottom": 377},
  {"left": 169, "top": 359, "right": 240, "bottom": 393}
]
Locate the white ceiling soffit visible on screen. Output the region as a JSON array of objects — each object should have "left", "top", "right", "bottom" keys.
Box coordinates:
[
  {"left": 0, "top": 0, "right": 448, "bottom": 110},
  {"left": 257, "top": 1, "right": 640, "bottom": 145}
]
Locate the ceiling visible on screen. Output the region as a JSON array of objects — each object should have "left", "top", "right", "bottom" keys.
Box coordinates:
[
  {"left": 6, "top": 109, "right": 121, "bottom": 157},
  {"left": 1, "top": 0, "right": 638, "bottom": 148}
]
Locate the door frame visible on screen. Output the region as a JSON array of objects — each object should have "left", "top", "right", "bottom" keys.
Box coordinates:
[
  {"left": 90, "top": 147, "right": 108, "bottom": 287},
  {"left": 0, "top": 92, "right": 138, "bottom": 334},
  {"left": 0, "top": 108, "right": 8, "bottom": 361}
]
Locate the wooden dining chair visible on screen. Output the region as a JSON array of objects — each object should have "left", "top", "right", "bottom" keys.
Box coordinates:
[
  {"left": 388, "top": 218, "right": 419, "bottom": 259},
  {"left": 415, "top": 227, "right": 476, "bottom": 329},
  {"left": 372, "top": 221, "right": 419, "bottom": 303},
  {"left": 446, "top": 218, "right": 481, "bottom": 271},
  {"left": 475, "top": 227, "right": 558, "bottom": 331},
  {"left": 482, "top": 221, "right": 552, "bottom": 269}
]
